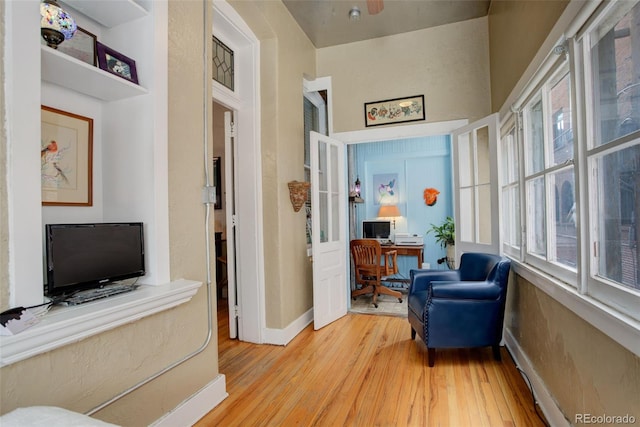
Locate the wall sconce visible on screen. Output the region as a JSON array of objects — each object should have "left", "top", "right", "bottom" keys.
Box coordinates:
[
  {"left": 378, "top": 204, "right": 401, "bottom": 229},
  {"left": 40, "top": 0, "right": 77, "bottom": 49},
  {"left": 287, "top": 181, "right": 310, "bottom": 212},
  {"left": 354, "top": 177, "right": 361, "bottom": 196}
]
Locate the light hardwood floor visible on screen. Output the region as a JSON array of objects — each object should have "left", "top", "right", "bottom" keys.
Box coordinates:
[{"left": 195, "top": 302, "right": 546, "bottom": 427}]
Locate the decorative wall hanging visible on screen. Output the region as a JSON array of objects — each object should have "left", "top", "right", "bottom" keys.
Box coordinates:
[
  {"left": 41, "top": 105, "right": 93, "bottom": 206},
  {"left": 364, "top": 95, "right": 425, "bottom": 127},
  {"left": 288, "top": 181, "right": 310, "bottom": 212},
  {"left": 373, "top": 173, "right": 398, "bottom": 205},
  {"left": 423, "top": 187, "right": 440, "bottom": 206}
]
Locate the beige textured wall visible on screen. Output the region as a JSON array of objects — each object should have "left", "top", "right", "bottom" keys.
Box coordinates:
[
  {"left": 228, "top": 0, "right": 316, "bottom": 328},
  {"left": 0, "top": 2, "right": 218, "bottom": 425},
  {"left": 0, "top": 1, "right": 8, "bottom": 312},
  {"left": 506, "top": 277, "right": 640, "bottom": 421},
  {"left": 317, "top": 17, "right": 492, "bottom": 132},
  {"left": 488, "top": 0, "right": 569, "bottom": 111}
]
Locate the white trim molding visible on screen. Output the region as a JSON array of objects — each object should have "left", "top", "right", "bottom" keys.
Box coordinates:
[
  {"left": 263, "top": 308, "right": 313, "bottom": 346},
  {"left": 151, "top": 374, "right": 227, "bottom": 427},
  {"left": 504, "top": 329, "right": 570, "bottom": 427},
  {"left": 0, "top": 279, "right": 202, "bottom": 366}
]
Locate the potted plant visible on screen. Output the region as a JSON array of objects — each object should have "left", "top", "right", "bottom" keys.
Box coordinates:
[{"left": 427, "top": 216, "right": 455, "bottom": 269}]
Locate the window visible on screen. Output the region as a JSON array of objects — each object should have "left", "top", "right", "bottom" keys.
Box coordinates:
[
  {"left": 500, "top": 118, "right": 520, "bottom": 257},
  {"left": 584, "top": 1, "right": 640, "bottom": 314},
  {"left": 503, "top": 0, "right": 640, "bottom": 323},
  {"left": 213, "top": 36, "right": 234, "bottom": 91},
  {"left": 522, "top": 65, "right": 577, "bottom": 279}
]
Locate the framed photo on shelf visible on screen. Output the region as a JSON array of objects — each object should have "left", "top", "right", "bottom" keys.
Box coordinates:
[
  {"left": 41, "top": 106, "right": 93, "bottom": 206},
  {"left": 56, "top": 26, "right": 97, "bottom": 66},
  {"left": 96, "top": 41, "right": 139, "bottom": 84},
  {"left": 364, "top": 95, "right": 425, "bottom": 127}
]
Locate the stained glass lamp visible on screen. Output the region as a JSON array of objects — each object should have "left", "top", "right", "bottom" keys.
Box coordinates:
[{"left": 40, "top": 0, "right": 77, "bottom": 49}]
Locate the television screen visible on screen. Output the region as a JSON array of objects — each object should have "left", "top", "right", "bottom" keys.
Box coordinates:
[
  {"left": 45, "top": 223, "right": 145, "bottom": 297},
  {"left": 362, "top": 220, "right": 391, "bottom": 240}
]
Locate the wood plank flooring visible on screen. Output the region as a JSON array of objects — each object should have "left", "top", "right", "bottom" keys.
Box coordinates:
[{"left": 195, "top": 303, "right": 546, "bottom": 427}]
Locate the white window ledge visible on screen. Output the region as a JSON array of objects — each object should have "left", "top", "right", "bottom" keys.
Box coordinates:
[
  {"left": 0, "top": 279, "right": 202, "bottom": 367},
  {"left": 511, "top": 261, "right": 640, "bottom": 358}
]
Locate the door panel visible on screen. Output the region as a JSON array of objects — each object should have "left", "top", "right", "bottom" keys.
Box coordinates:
[
  {"left": 452, "top": 114, "right": 500, "bottom": 259},
  {"left": 224, "top": 111, "right": 238, "bottom": 339},
  {"left": 310, "top": 131, "right": 347, "bottom": 330}
]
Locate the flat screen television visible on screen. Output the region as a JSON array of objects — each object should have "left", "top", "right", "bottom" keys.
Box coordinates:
[
  {"left": 362, "top": 220, "right": 391, "bottom": 240},
  {"left": 45, "top": 222, "right": 145, "bottom": 297}
]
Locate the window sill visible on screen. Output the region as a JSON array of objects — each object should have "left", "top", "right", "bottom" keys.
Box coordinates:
[
  {"left": 0, "top": 279, "right": 202, "bottom": 367},
  {"left": 511, "top": 261, "right": 640, "bottom": 357}
]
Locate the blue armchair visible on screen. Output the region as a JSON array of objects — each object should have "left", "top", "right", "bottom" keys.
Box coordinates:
[{"left": 407, "top": 252, "right": 511, "bottom": 367}]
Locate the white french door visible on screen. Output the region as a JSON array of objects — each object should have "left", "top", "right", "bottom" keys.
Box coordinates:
[
  {"left": 310, "top": 131, "right": 348, "bottom": 330},
  {"left": 452, "top": 113, "right": 501, "bottom": 258}
]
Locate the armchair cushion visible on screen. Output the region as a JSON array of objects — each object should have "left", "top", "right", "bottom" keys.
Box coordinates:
[{"left": 430, "top": 281, "right": 502, "bottom": 300}]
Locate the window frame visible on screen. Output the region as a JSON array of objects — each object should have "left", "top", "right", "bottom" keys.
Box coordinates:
[{"left": 499, "top": 0, "right": 640, "bottom": 356}]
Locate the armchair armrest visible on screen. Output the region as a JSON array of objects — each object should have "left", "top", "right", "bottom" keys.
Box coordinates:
[
  {"left": 430, "top": 280, "right": 502, "bottom": 300},
  {"left": 409, "top": 269, "right": 461, "bottom": 293}
]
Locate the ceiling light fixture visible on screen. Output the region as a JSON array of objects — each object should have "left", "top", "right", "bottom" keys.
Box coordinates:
[{"left": 349, "top": 6, "right": 361, "bottom": 21}]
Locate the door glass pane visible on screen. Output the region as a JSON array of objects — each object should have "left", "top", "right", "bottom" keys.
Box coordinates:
[
  {"left": 550, "top": 73, "right": 573, "bottom": 165},
  {"left": 527, "top": 176, "right": 547, "bottom": 257},
  {"left": 319, "top": 192, "right": 328, "bottom": 243},
  {"left": 477, "top": 184, "right": 492, "bottom": 244},
  {"left": 319, "top": 141, "right": 327, "bottom": 192},
  {"left": 330, "top": 145, "right": 339, "bottom": 241},
  {"left": 526, "top": 98, "right": 544, "bottom": 175},
  {"left": 477, "top": 126, "right": 490, "bottom": 185},
  {"left": 318, "top": 141, "right": 328, "bottom": 243},
  {"left": 458, "top": 133, "right": 473, "bottom": 187},
  {"left": 591, "top": 1, "right": 640, "bottom": 147},
  {"left": 459, "top": 188, "right": 475, "bottom": 242},
  {"left": 594, "top": 143, "right": 639, "bottom": 290}
]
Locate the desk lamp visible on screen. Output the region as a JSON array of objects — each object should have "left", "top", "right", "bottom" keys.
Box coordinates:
[{"left": 378, "top": 204, "right": 401, "bottom": 229}]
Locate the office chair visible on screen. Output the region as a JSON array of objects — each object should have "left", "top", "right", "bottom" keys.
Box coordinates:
[{"left": 350, "top": 239, "right": 403, "bottom": 308}]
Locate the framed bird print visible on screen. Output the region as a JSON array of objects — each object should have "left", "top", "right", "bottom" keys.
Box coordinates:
[
  {"left": 41, "top": 106, "right": 93, "bottom": 206},
  {"left": 364, "top": 95, "right": 425, "bottom": 127}
]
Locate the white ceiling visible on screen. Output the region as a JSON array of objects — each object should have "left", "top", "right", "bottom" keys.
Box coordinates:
[{"left": 282, "top": 0, "right": 492, "bottom": 48}]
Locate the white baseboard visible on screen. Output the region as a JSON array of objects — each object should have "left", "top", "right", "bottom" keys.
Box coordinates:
[
  {"left": 151, "top": 374, "right": 228, "bottom": 427},
  {"left": 263, "top": 308, "right": 313, "bottom": 346},
  {"left": 503, "top": 329, "right": 569, "bottom": 427}
]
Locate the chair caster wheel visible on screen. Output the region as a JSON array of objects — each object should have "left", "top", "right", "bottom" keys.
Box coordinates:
[
  {"left": 373, "top": 303, "right": 378, "bottom": 308},
  {"left": 398, "top": 298, "right": 403, "bottom": 303}
]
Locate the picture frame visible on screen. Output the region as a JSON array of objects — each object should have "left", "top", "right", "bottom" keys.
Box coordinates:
[
  {"left": 213, "top": 157, "right": 222, "bottom": 209},
  {"left": 364, "top": 95, "right": 425, "bottom": 127},
  {"left": 96, "top": 41, "right": 139, "bottom": 84},
  {"left": 56, "top": 26, "right": 97, "bottom": 66},
  {"left": 41, "top": 106, "right": 93, "bottom": 206}
]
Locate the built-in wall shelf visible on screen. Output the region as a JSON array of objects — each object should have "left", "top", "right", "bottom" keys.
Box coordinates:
[
  {"left": 63, "top": 0, "right": 148, "bottom": 28},
  {"left": 0, "top": 279, "right": 202, "bottom": 367},
  {"left": 41, "top": 45, "right": 148, "bottom": 101}
]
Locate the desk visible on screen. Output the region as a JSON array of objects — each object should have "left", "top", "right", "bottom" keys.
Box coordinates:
[{"left": 380, "top": 244, "right": 423, "bottom": 285}]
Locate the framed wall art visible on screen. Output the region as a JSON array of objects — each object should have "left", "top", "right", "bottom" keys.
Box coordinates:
[
  {"left": 96, "top": 41, "right": 139, "bottom": 84},
  {"left": 41, "top": 106, "right": 93, "bottom": 206},
  {"left": 364, "top": 95, "right": 425, "bottom": 127},
  {"left": 56, "top": 26, "right": 97, "bottom": 66}
]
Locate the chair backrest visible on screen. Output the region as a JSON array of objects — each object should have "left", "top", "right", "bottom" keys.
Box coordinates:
[
  {"left": 350, "top": 239, "right": 381, "bottom": 270},
  {"left": 458, "top": 252, "right": 504, "bottom": 281}
]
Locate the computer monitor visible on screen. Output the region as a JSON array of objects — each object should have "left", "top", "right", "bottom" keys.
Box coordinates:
[{"left": 362, "top": 220, "right": 391, "bottom": 240}]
